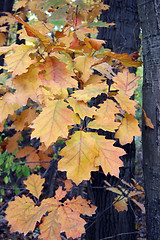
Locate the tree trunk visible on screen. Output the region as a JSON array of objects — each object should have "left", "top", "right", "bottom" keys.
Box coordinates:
[
  {"left": 86, "top": 1, "right": 140, "bottom": 239},
  {"left": 137, "top": 1, "right": 160, "bottom": 239}
]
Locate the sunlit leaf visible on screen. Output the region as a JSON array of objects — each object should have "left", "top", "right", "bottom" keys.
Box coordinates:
[
  {"left": 58, "top": 131, "right": 99, "bottom": 184},
  {"left": 114, "top": 113, "right": 141, "bottom": 145},
  {"left": 24, "top": 174, "right": 45, "bottom": 199}
]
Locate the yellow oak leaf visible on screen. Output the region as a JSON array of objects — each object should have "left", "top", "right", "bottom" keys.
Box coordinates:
[
  {"left": 84, "top": 74, "right": 104, "bottom": 86},
  {"left": 88, "top": 99, "right": 120, "bottom": 132},
  {"left": 114, "top": 92, "right": 136, "bottom": 115},
  {"left": 58, "top": 131, "right": 99, "bottom": 184},
  {"left": 67, "top": 97, "right": 96, "bottom": 119},
  {"left": 112, "top": 69, "right": 140, "bottom": 96},
  {"left": 24, "top": 174, "right": 45, "bottom": 199},
  {"left": 31, "top": 100, "right": 76, "bottom": 147},
  {"left": 0, "top": 99, "right": 18, "bottom": 122},
  {"left": 13, "top": 108, "right": 37, "bottom": 131},
  {"left": 38, "top": 56, "right": 77, "bottom": 90},
  {"left": 91, "top": 133, "right": 125, "bottom": 177},
  {"left": 93, "top": 62, "right": 116, "bottom": 79},
  {"left": 74, "top": 55, "right": 97, "bottom": 83},
  {"left": 12, "top": 64, "right": 41, "bottom": 105},
  {"left": 72, "top": 82, "right": 108, "bottom": 102},
  {"left": 114, "top": 113, "right": 141, "bottom": 145},
  {"left": 0, "top": 44, "right": 17, "bottom": 56},
  {"left": 3, "top": 44, "right": 37, "bottom": 77}
]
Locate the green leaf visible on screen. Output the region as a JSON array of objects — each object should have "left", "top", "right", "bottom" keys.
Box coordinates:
[{"left": 22, "top": 165, "right": 30, "bottom": 177}]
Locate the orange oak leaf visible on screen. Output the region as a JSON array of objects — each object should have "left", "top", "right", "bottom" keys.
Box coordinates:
[
  {"left": 114, "top": 113, "right": 141, "bottom": 145},
  {"left": 72, "top": 82, "right": 108, "bottom": 102},
  {"left": 14, "top": 15, "right": 51, "bottom": 47},
  {"left": 58, "top": 196, "right": 96, "bottom": 238},
  {"left": 24, "top": 174, "right": 45, "bottom": 199},
  {"left": 64, "top": 179, "right": 73, "bottom": 192},
  {"left": 58, "top": 131, "right": 99, "bottom": 184},
  {"left": 112, "top": 69, "right": 140, "bottom": 96},
  {"left": 91, "top": 133, "right": 125, "bottom": 177},
  {"left": 38, "top": 56, "right": 77, "bottom": 90},
  {"left": 88, "top": 99, "right": 120, "bottom": 132},
  {"left": 38, "top": 150, "right": 52, "bottom": 169},
  {"left": 13, "top": 108, "right": 38, "bottom": 131},
  {"left": 31, "top": 100, "right": 76, "bottom": 147},
  {"left": 0, "top": 33, "right": 7, "bottom": 46},
  {"left": 103, "top": 51, "right": 143, "bottom": 67},
  {"left": 3, "top": 44, "right": 37, "bottom": 77},
  {"left": 16, "top": 146, "right": 40, "bottom": 169},
  {"left": 114, "top": 92, "right": 137, "bottom": 115},
  {"left": 67, "top": 97, "right": 96, "bottom": 119},
  {"left": 5, "top": 174, "right": 96, "bottom": 239},
  {"left": 6, "top": 132, "right": 21, "bottom": 153},
  {"left": 84, "top": 37, "right": 105, "bottom": 51},
  {"left": 142, "top": 108, "right": 154, "bottom": 129},
  {"left": 5, "top": 195, "right": 43, "bottom": 235},
  {"left": 74, "top": 55, "right": 97, "bottom": 83},
  {"left": 40, "top": 209, "right": 61, "bottom": 240}
]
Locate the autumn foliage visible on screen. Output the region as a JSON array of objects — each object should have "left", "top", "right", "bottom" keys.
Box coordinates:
[{"left": 0, "top": 0, "right": 146, "bottom": 239}]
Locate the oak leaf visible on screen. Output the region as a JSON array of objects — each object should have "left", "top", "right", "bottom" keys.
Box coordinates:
[
  {"left": 74, "top": 55, "right": 97, "bottom": 83},
  {"left": 6, "top": 175, "right": 96, "bottom": 239},
  {"left": 38, "top": 56, "right": 77, "bottom": 90},
  {"left": 3, "top": 44, "right": 37, "bottom": 77},
  {"left": 58, "top": 131, "right": 99, "bottom": 184},
  {"left": 31, "top": 100, "right": 76, "bottom": 147},
  {"left": 5, "top": 195, "right": 42, "bottom": 234},
  {"left": 11, "top": 65, "right": 42, "bottom": 105},
  {"left": 91, "top": 133, "right": 125, "bottom": 177},
  {"left": 0, "top": 99, "right": 18, "bottom": 122},
  {"left": 14, "top": 15, "right": 51, "bottom": 47},
  {"left": 13, "top": 108, "right": 37, "bottom": 131},
  {"left": 114, "top": 92, "right": 136, "bottom": 115},
  {"left": 24, "top": 174, "right": 45, "bottom": 199},
  {"left": 72, "top": 82, "right": 108, "bottom": 102},
  {"left": 16, "top": 146, "right": 40, "bottom": 169},
  {"left": 102, "top": 51, "right": 143, "bottom": 67},
  {"left": 88, "top": 99, "right": 120, "bottom": 132},
  {"left": 114, "top": 113, "right": 141, "bottom": 145},
  {"left": 6, "top": 132, "right": 21, "bottom": 153},
  {"left": 112, "top": 69, "right": 140, "bottom": 96},
  {"left": 67, "top": 97, "right": 96, "bottom": 119}
]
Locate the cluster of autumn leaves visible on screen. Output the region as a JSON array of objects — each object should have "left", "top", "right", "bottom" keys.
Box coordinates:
[{"left": 0, "top": 0, "right": 146, "bottom": 239}]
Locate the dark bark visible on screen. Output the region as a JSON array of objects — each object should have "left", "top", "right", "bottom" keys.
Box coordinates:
[
  {"left": 86, "top": 1, "right": 140, "bottom": 240},
  {"left": 137, "top": 1, "right": 160, "bottom": 240}
]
